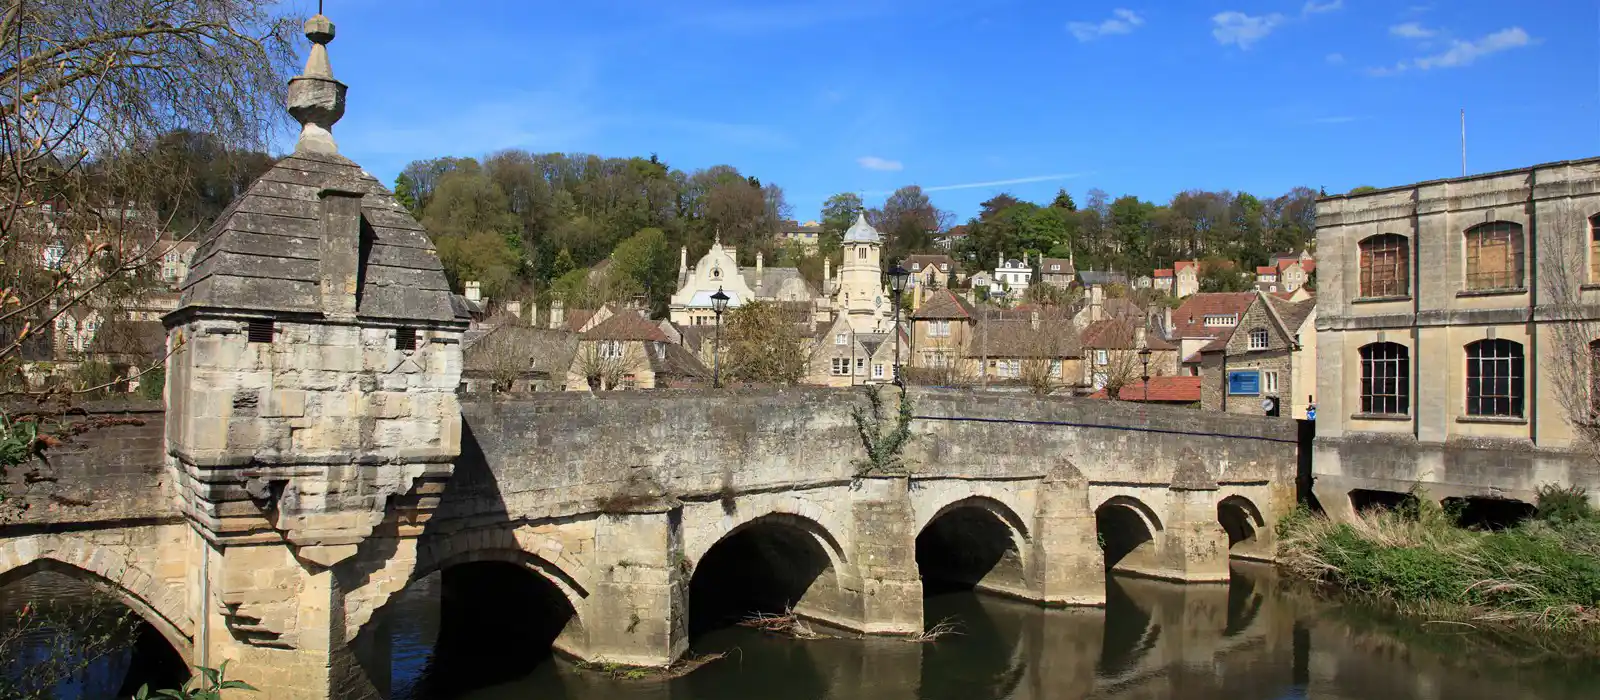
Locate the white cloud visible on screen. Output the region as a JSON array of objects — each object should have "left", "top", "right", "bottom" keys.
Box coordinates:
[
  {"left": 920, "top": 173, "right": 1088, "bottom": 193},
  {"left": 1325, "top": 52, "right": 1345, "bottom": 64},
  {"left": 1068, "top": 8, "right": 1144, "bottom": 42},
  {"left": 1415, "top": 27, "right": 1530, "bottom": 69},
  {"left": 1390, "top": 22, "right": 1436, "bottom": 39},
  {"left": 857, "top": 156, "right": 904, "bottom": 172},
  {"left": 1212, "top": 11, "right": 1285, "bottom": 49},
  {"left": 1372, "top": 26, "right": 1533, "bottom": 75},
  {"left": 1302, "top": 0, "right": 1342, "bottom": 14}
]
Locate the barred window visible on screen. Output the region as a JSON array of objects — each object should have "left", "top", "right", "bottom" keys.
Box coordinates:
[
  {"left": 1358, "top": 234, "right": 1408, "bottom": 298},
  {"left": 1466, "top": 339, "right": 1523, "bottom": 417},
  {"left": 1464, "top": 222, "right": 1523, "bottom": 291},
  {"left": 1360, "top": 342, "right": 1409, "bottom": 415}
]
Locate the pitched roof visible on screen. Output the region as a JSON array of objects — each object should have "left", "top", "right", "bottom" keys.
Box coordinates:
[
  {"left": 739, "top": 265, "right": 816, "bottom": 297},
  {"left": 1040, "top": 258, "right": 1075, "bottom": 274},
  {"left": 1256, "top": 266, "right": 1278, "bottom": 275},
  {"left": 175, "top": 150, "right": 461, "bottom": 325},
  {"left": 582, "top": 309, "right": 670, "bottom": 342},
  {"left": 1077, "top": 270, "right": 1127, "bottom": 286},
  {"left": 905, "top": 254, "right": 955, "bottom": 272},
  {"left": 1173, "top": 261, "right": 1197, "bottom": 272},
  {"left": 965, "top": 318, "right": 1081, "bottom": 359},
  {"left": 648, "top": 341, "right": 709, "bottom": 379},
  {"left": 1089, "top": 376, "right": 1201, "bottom": 402},
  {"left": 1171, "top": 292, "right": 1256, "bottom": 338},
  {"left": 1153, "top": 269, "right": 1174, "bottom": 278},
  {"left": 463, "top": 326, "right": 579, "bottom": 376},
  {"left": 1266, "top": 295, "right": 1316, "bottom": 336},
  {"left": 86, "top": 319, "right": 165, "bottom": 359},
  {"left": 912, "top": 288, "right": 976, "bottom": 320},
  {"left": 1080, "top": 318, "right": 1176, "bottom": 350}
]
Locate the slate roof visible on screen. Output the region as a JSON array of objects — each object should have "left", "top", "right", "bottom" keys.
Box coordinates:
[
  {"left": 1040, "top": 258, "right": 1075, "bottom": 275},
  {"left": 648, "top": 341, "right": 709, "bottom": 379},
  {"left": 965, "top": 319, "right": 1082, "bottom": 359},
  {"left": 905, "top": 254, "right": 956, "bottom": 274},
  {"left": 174, "top": 149, "right": 461, "bottom": 324},
  {"left": 1077, "top": 270, "right": 1128, "bottom": 287},
  {"left": 1080, "top": 318, "right": 1177, "bottom": 350},
  {"left": 739, "top": 265, "right": 814, "bottom": 295},
  {"left": 912, "top": 289, "right": 976, "bottom": 320},
  {"left": 463, "top": 326, "right": 579, "bottom": 376},
  {"left": 1268, "top": 295, "right": 1316, "bottom": 334},
  {"left": 582, "top": 309, "right": 671, "bottom": 342},
  {"left": 86, "top": 319, "right": 166, "bottom": 359}
]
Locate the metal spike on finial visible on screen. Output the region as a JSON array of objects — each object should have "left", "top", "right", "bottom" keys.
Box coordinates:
[{"left": 287, "top": 12, "right": 347, "bottom": 155}]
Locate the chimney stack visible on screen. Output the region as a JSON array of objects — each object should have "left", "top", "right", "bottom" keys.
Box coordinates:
[
  {"left": 757, "top": 250, "right": 764, "bottom": 278},
  {"left": 1089, "top": 284, "right": 1104, "bottom": 322},
  {"left": 505, "top": 300, "right": 522, "bottom": 321},
  {"left": 465, "top": 281, "right": 481, "bottom": 303},
  {"left": 824, "top": 256, "right": 831, "bottom": 281},
  {"left": 680, "top": 245, "right": 687, "bottom": 273},
  {"left": 549, "top": 299, "right": 565, "bottom": 330}
]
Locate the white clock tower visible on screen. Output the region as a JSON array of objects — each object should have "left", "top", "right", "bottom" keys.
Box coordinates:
[{"left": 837, "top": 213, "right": 889, "bottom": 332}]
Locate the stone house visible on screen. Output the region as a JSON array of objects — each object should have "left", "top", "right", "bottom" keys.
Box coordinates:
[
  {"left": 567, "top": 307, "right": 707, "bottom": 390},
  {"left": 775, "top": 219, "right": 824, "bottom": 253},
  {"left": 1039, "top": 256, "right": 1076, "bottom": 288},
  {"left": 909, "top": 288, "right": 977, "bottom": 372},
  {"left": 963, "top": 312, "right": 1082, "bottom": 389},
  {"left": 669, "top": 240, "right": 821, "bottom": 328},
  {"left": 1079, "top": 316, "right": 1179, "bottom": 391},
  {"left": 993, "top": 255, "right": 1033, "bottom": 293},
  {"left": 1313, "top": 157, "right": 1600, "bottom": 512},
  {"left": 1152, "top": 268, "right": 1175, "bottom": 294},
  {"left": 1198, "top": 292, "right": 1315, "bottom": 418},
  {"left": 1173, "top": 260, "right": 1200, "bottom": 299},
  {"left": 460, "top": 325, "right": 579, "bottom": 393},
  {"left": 1169, "top": 292, "right": 1258, "bottom": 374},
  {"left": 809, "top": 313, "right": 888, "bottom": 386}
]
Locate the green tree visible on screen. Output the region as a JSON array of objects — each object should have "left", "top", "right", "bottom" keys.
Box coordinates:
[
  {"left": 436, "top": 231, "right": 519, "bottom": 298},
  {"left": 552, "top": 247, "right": 577, "bottom": 279},
  {"left": 1050, "top": 189, "right": 1077, "bottom": 211},
  {"left": 392, "top": 173, "right": 420, "bottom": 215},
  {"left": 611, "top": 228, "right": 675, "bottom": 312}
]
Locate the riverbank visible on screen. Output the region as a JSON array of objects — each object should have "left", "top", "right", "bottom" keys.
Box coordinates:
[{"left": 1276, "top": 489, "right": 1600, "bottom": 648}]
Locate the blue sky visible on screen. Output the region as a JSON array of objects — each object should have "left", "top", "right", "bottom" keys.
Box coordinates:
[{"left": 298, "top": 0, "right": 1598, "bottom": 221}]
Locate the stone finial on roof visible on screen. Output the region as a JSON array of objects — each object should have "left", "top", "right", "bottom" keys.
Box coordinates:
[{"left": 287, "top": 14, "right": 347, "bottom": 155}]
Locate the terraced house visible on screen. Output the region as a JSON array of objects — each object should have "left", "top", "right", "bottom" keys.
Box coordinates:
[{"left": 1313, "top": 157, "right": 1600, "bottom": 517}]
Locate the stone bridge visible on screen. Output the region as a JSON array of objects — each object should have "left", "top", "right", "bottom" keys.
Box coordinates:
[{"left": 0, "top": 387, "right": 1297, "bottom": 699}]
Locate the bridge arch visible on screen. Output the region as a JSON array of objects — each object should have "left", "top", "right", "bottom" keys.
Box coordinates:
[
  {"left": 1095, "top": 495, "right": 1164, "bottom": 572},
  {"left": 915, "top": 495, "right": 1031, "bottom": 595},
  {"left": 0, "top": 535, "right": 192, "bottom": 657},
  {"left": 688, "top": 511, "right": 850, "bottom": 637},
  {"left": 1217, "top": 494, "right": 1270, "bottom": 560}
]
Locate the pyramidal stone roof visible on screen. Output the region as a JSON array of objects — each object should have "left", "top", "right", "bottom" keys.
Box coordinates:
[{"left": 169, "top": 14, "right": 462, "bottom": 326}]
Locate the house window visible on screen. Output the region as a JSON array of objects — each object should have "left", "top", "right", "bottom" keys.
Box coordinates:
[
  {"left": 911, "top": 263, "right": 921, "bottom": 271},
  {"left": 940, "top": 264, "right": 949, "bottom": 271},
  {"left": 873, "top": 363, "right": 885, "bottom": 378},
  {"left": 621, "top": 375, "right": 637, "bottom": 390},
  {"left": 1591, "top": 215, "right": 1600, "bottom": 283},
  {"left": 1203, "top": 314, "right": 1236, "bottom": 327},
  {"left": 1248, "top": 328, "right": 1269, "bottom": 350},
  {"left": 832, "top": 357, "right": 849, "bottom": 375},
  {"left": 1263, "top": 370, "right": 1280, "bottom": 393},
  {"left": 600, "top": 340, "right": 625, "bottom": 360},
  {"left": 835, "top": 333, "right": 848, "bottom": 345},
  {"left": 1465, "top": 338, "right": 1524, "bottom": 417},
  {"left": 1464, "top": 222, "right": 1523, "bottom": 291},
  {"left": 1003, "top": 360, "right": 1020, "bottom": 378},
  {"left": 1095, "top": 349, "right": 1108, "bottom": 366},
  {"left": 1050, "top": 359, "right": 1062, "bottom": 377},
  {"left": 1360, "top": 342, "right": 1409, "bottom": 415},
  {"left": 1050, "top": 264, "right": 1060, "bottom": 271},
  {"left": 856, "top": 357, "right": 866, "bottom": 373},
  {"left": 1358, "top": 234, "right": 1408, "bottom": 298},
  {"left": 929, "top": 320, "right": 951, "bottom": 338}
]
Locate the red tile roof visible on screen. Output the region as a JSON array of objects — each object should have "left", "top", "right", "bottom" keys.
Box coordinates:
[
  {"left": 1256, "top": 265, "right": 1277, "bottom": 275},
  {"left": 1153, "top": 269, "right": 1174, "bottom": 278},
  {"left": 1173, "top": 260, "right": 1197, "bottom": 272},
  {"left": 1170, "top": 292, "right": 1256, "bottom": 339},
  {"left": 1088, "top": 376, "right": 1201, "bottom": 402}
]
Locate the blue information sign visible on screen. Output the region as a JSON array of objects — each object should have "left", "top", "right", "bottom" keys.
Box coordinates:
[{"left": 1227, "top": 370, "right": 1261, "bottom": 395}]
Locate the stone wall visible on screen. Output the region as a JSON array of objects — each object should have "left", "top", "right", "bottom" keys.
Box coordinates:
[{"left": 1, "top": 400, "right": 171, "bottom": 527}]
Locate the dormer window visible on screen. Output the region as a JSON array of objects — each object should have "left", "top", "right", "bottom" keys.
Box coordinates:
[
  {"left": 1203, "top": 314, "right": 1237, "bottom": 327},
  {"left": 1050, "top": 264, "right": 1060, "bottom": 271},
  {"left": 940, "top": 264, "right": 949, "bottom": 271}
]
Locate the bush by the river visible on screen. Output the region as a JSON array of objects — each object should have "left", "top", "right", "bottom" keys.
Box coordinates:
[{"left": 1278, "top": 486, "right": 1600, "bottom": 637}]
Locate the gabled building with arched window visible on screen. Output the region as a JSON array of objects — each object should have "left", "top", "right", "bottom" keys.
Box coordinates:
[{"left": 1313, "top": 157, "right": 1600, "bottom": 519}]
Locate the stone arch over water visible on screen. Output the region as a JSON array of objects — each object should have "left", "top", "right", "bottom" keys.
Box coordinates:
[
  {"left": 1217, "top": 495, "right": 1270, "bottom": 560},
  {"left": 0, "top": 535, "right": 191, "bottom": 657},
  {"left": 1095, "top": 495, "right": 1164, "bottom": 573},
  {"left": 915, "top": 495, "right": 1031, "bottom": 596},
  {"left": 688, "top": 512, "right": 850, "bottom": 637}
]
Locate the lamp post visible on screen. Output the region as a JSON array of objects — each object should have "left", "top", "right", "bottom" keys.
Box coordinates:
[
  {"left": 888, "top": 264, "right": 910, "bottom": 386},
  {"left": 1138, "top": 346, "right": 1152, "bottom": 404},
  {"left": 710, "top": 287, "right": 729, "bottom": 388}
]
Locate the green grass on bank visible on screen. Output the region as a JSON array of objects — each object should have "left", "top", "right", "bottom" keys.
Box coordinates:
[{"left": 1278, "top": 487, "right": 1600, "bottom": 637}]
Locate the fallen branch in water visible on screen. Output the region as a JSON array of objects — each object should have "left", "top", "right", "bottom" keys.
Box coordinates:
[
  {"left": 740, "top": 609, "right": 822, "bottom": 639},
  {"left": 910, "top": 616, "right": 962, "bottom": 642}
]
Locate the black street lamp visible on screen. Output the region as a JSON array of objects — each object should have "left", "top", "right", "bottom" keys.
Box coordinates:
[
  {"left": 888, "top": 264, "right": 910, "bottom": 385},
  {"left": 1138, "top": 346, "right": 1152, "bottom": 404},
  {"left": 711, "top": 287, "right": 729, "bottom": 388}
]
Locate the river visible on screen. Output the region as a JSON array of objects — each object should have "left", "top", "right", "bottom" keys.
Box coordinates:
[{"left": 4, "top": 562, "right": 1598, "bottom": 699}]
